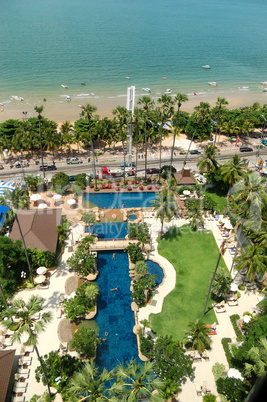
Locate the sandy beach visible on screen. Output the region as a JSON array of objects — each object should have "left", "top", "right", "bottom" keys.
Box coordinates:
[{"left": 0, "top": 91, "right": 267, "bottom": 126}]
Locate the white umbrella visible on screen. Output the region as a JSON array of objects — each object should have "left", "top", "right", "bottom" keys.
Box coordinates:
[
  {"left": 53, "top": 194, "right": 62, "bottom": 200},
  {"left": 224, "top": 222, "right": 233, "bottom": 230},
  {"left": 67, "top": 199, "right": 76, "bottom": 205},
  {"left": 34, "top": 275, "right": 46, "bottom": 284},
  {"left": 230, "top": 283, "right": 238, "bottom": 292},
  {"left": 183, "top": 190, "right": 191, "bottom": 195},
  {"left": 36, "top": 266, "right": 47, "bottom": 275},
  {"left": 20, "top": 333, "right": 30, "bottom": 344},
  {"left": 243, "top": 315, "right": 252, "bottom": 323},
  {"left": 69, "top": 291, "right": 76, "bottom": 298},
  {"left": 227, "top": 368, "right": 244, "bottom": 381},
  {"left": 30, "top": 194, "right": 41, "bottom": 201},
  {"left": 38, "top": 203, "right": 47, "bottom": 209}
]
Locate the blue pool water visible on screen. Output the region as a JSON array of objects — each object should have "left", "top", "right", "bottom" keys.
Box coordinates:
[
  {"left": 85, "top": 222, "right": 128, "bottom": 239},
  {"left": 147, "top": 260, "right": 164, "bottom": 288},
  {"left": 83, "top": 192, "right": 156, "bottom": 209},
  {"left": 128, "top": 214, "right": 137, "bottom": 221},
  {"left": 95, "top": 251, "right": 139, "bottom": 370}
]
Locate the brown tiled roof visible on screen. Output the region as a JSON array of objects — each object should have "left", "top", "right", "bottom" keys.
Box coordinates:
[
  {"left": 0, "top": 350, "right": 15, "bottom": 402},
  {"left": 174, "top": 168, "right": 196, "bottom": 185},
  {"left": 10, "top": 209, "right": 62, "bottom": 253}
]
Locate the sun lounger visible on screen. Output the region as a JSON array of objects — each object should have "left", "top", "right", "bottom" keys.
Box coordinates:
[
  {"left": 228, "top": 299, "right": 238, "bottom": 306},
  {"left": 203, "top": 381, "right": 211, "bottom": 393},
  {"left": 13, "top": 385, "right": 27, "bottom": 393},
  {"left": 19, "top": 356, "right": 32, "bottom": 364},
  {"left": 14, "top": 379, "right": 28, "bottom": 388},
  {"left": 194, "top": 382, "right": 202, "bottom": 396},
  {"left": 11, "top": 396, "right": 25, "bottom": 402}
]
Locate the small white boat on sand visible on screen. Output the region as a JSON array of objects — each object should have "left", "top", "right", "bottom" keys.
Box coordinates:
[
  {"left": 61, "top": 84, "right": 68, "bottom": 89},
  {"left": 12, "top": 96, "right": 24, "bottom": 101},
  {"left": 165, "top": 89, "right": 172, "bottom": 94},
  {"left": 208, "top": 82, "right": 217, "bottom": 87},
  {"left": 261, "top": 82, "right": 267, "bottom": 87},
  {"left": 202, "top": 65, "right": 211, "bottom": 69},
  {"left": 142, "top": 88, "right": 151, "bottom": 93}
]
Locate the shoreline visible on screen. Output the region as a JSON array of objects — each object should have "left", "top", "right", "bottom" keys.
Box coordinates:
[{"left": 0, "top": 91, "right": 266, "bottom": 126}]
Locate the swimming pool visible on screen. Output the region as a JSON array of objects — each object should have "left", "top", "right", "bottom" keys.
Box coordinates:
[
  {"left": 95, "top": 250, "right": 139, "bottom": 370},
  {"left": 83, "top": 191, "right": 156, "bottom": 209},
  {"left": 147, "top": 260, "right": 164, "bottom": 287},
  {"left": 85, "top": 222, "right": 128, "bottom": 239},
  {"left": 128, "top": 214, "right": 137, "bottom": 221}
]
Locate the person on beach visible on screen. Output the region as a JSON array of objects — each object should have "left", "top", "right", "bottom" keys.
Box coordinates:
[{"left": 110, "top": 287, "right": 118, "bottom": 291}]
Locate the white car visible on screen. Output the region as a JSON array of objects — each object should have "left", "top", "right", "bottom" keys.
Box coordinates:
[{"left": 66, "top": 157, "right": 83, "bottom": 164}]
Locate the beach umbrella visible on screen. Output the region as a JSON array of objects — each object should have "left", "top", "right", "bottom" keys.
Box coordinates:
[
  {"left": 243, "top": 315, "right": 252, "bottom": 323},
  {"left": 227, "top": 368, "right": 244, "bottom": 381},
  {"left": 183, "top": 190, "right": 191, "bottom": 196},
  {"left": 30, "top": 194, "right": 41, "bottom": 201},
  {"left": 53, "top": 194, "right": 62, "bottom": 200},
  {"left": 36, "top": 266, "right": 47, "bottom": 275},
  {"left": 34, "top": 275, "right": 46, "bottom": 284},
  {"left": 67, "top": 199, "right": 76, "bottom": 205},
  {"left": 20, "top": 333, "right": 30, "bottom": 344},
  {"left": 69, "top": 291, "right": 76, "bottom": 298},
  {"left": 38, "top": 203, "right": 47, "bottom": 209},
  {"left": 230, "top": 283, "right": 238, "bottom": 292}
]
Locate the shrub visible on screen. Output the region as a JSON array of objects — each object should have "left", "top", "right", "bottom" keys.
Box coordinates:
[
  {"left": 221, "top": 338, "right": 233, "bottom": 366},
  {"left": 230, "top": 314, "right": 244, "bottom": 342},
  {"left": 160, "top": 165, "right": 177, "bottom": 179},
  {"left": 63, "top": 282, "right": 99, "bottom": 320},
  {"left": 132, "top": 274, "right": 156, "bottom": 307},
  {"left": 238, "top": 284, "right": 245, "bottom": 291},
  {"left": 51, "top": 172, "right": 69, "bottom": 194},
  {"left": 216, "top": 377, "right": 248, "bottom": 402},
  {"left": 128, "top": 223, "right": 149, "bottom": 244},
  {"left": 124, "top": 242, "right": 144, "bottom": 263},
  {"left": 203, "top": 395, "right": 217, "bottom": 402},
  {"left": 212, "top": 362, "right": 226, "bottom": 381},
  {"left": 135, "top": 260, "right": 148, "bottom": 276},
  {"left": 139, "top": 334, "right": 154, "bottom": 359},
  {"left": 69, "top": 327, "right": 102, "bottom": 358}
]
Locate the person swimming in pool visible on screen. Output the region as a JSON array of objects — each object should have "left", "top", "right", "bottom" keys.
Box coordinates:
[
  {"left": 113, "top": 253, "right": 116, "bottom": 259},
  {"left": 110, "top": 287, "right": 118, "bottom": 291}
]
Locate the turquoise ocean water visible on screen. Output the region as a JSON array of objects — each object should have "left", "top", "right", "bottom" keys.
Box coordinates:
[{"left": 0, "top": 0, "right": 267, "bottom": 115}]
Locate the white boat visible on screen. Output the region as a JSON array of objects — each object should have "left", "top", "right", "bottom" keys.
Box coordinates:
[
  {"left": 11, "top": 96, "right": 24, "bottom": 101},
  {"left": 208, "top": 82, "right": 217, "bottom": 86},
  {"left": 263, "top": 88, "right": 267, "bottom": 92},
  {"left": 66, "top": 96, "right": 71, "bottom": 101},
  {"left": 202, "top": 65, "right": 211, "bottom": 69},
  {"left": 261, "top": 82, "right": 267, "bottom": 87},
  {"left": 142, "top": 88, "right": 151, "bottom": 93},
  {"left": 125, "top": 76, "right": 130, "bottom": 79},
  {"left": 61, "top": 84, "right": 68, "bottom": 89},
  {"left": 165, "top": 89, "right": 172, "bottom": 94}
]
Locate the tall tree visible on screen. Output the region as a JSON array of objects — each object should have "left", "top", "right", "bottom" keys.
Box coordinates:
[
  {"left": 80, "top": 104, "right": 98, "bottom": 190},
  {"left": 170, "top": 93, "right": 188, "bottom": 171},
  {"left": 157, "top": 94, "right": 174, "bottom": 181},
  {"left": 234, "top": 244, "right": 266, "bottom": 283},
  {"left": 34, "top": 105, "right": 45, "bottom": 179},
  {"left": 137, "top": 96, "right": 155, "bottom": 182},
  {"left": 197, "top": 144, "right": 219, "bottom": 174},
  {"left": 1, "top": 296, "right": 52, "bottom": 398},
  {"left": 213, "top": 97, "right": 229, "bottom": 144},
  {"left": 220, "top": 153, "right": 247, "bottom": 187},
  {"left": 184, "top": 319, "right": 212, "bottom": 353},
  {"left": 0, "top": 187, "right": 29, "bottom": 210},
  {"left": 150, "top": 185, "right": 177, "bottom": 235}
]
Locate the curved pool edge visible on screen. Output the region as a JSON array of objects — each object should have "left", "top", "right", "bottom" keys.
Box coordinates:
[{"left": 138, "top": 245, "right": 176, "bottom": 323}]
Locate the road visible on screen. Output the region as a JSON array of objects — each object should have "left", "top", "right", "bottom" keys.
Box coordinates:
[{"left": 0, "top": 148, "right": 266, "bottom": 182}]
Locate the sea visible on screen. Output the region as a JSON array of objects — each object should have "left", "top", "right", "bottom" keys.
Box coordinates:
[{"left": 0, "top": 0, "right": 267, "bottom": 121}]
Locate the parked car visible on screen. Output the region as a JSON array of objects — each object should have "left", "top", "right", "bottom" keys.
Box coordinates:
[
  {"left": 261, "top": 139, "right": 267, "bottom": 146},
  {"left": 66, "top": 157, "right": 83, "bottom": 164},
  {"left": 240, "top": 146, "right": 253, "bottom": 152},
  {"left": 0, "top": 165, "right": 4, "bottom": 170},
  {"left": 39, "top": 163, "right": 57, "bottom": 171},
  {"left": 179, "top": 150, "right": 187, "bottom": 154},
  {"left": 190, "top": 149, "right": 201, "bottom": 155},
  {"left": 68, "top": 175, "right": 76, "bottom": 182},
  {"left": 11, "top": 161, "right": 29, "bottom": 168},
  {"left": 146, "top": 167, "right": 160, "bottom": 174},
  {"left": 120, "top": 162, "right": 136, "bottom": 167}
]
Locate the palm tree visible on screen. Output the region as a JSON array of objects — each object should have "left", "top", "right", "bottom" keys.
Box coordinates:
[
  {"left": 112, "top": 106, "right": 131, "bottom": 186},
  {"left": 213, "top": 97, "right": 229, "bottom": 144},
  {"left": 170, "top": 93, "right": 188, "bottom": 171},
  {"left": 157, "top": 94, "right": 174, "bottom": 181},
  {"left": 244, "top": 337, "right": 267, "bottom": 379},
  {"left": 197, "top": 144, "right": 219, "bottom": 174},
  {"left": 137, "top": 96, "right": 155, "bottom": 182},
  {"left": 221, "top": 120, "right": 239, "bottom": 139},
  {"left": 234, "top": 244, "right": 266, "bottom": 283},
  {"left": 1, "top": 296, "right": 52, "bottom": 397},
  {"left": 80, "top": 104, "right": 98, "bottom": 189},
  {"left": 67, "top": 360, "right": 112, "bottom": 401},
  {"left": 111, "top": 360, "right": 163, "bottom": 401},
  {"left": 220, "top": 153, "right": 247, "bottom": 187},
  {"left": 184, "top": 319, "right": 211, "bottom": 353},
  {"left": 34, "top": 105, "right": 45, "bottom": 179},
  {"left": 150, "top": 185, "right": 177, "bottom": 235},
  {"left": 133, "top": 106, "right": 142, "bottom": 185},
  {"left": 84, "top": 282, "right": 99, "bottom": 301},
  {"left": 0, "top": 187, "right": 29, "bottom": 210},
  {"left": 188, "top": 206, "right": 204, "bottom": 230}
]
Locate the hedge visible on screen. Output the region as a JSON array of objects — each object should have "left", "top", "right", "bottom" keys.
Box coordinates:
[{"left": 230, "top": 314, "right": 244, "bottom": 342}]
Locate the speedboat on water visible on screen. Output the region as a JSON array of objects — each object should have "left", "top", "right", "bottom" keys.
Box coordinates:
[
  {"left": 208, "top": 82, "right": 217, "bottom": 86},
  {"left": 142, "top": 88, "right": 151, "bottom": 93},
  {"left": 261, "top": 82, "right": 267, "bottom": 87},
  {"left": 202, "top": 65, "right": 211, "bottom": 69},
  {"left": 165, "top": 89, "right": 172, "bottom": 94},
  {"left": 61, "top": 84, "right": 68, "bottom": 89},
  {"left": 66, "top": 96, "right": 71, "bottom": 101},
  {"left": 125, "top": 77, "right": 130, "bottom": 79},
  {"left": 11, "top": 96, "right": 24, "bottom": 101}
]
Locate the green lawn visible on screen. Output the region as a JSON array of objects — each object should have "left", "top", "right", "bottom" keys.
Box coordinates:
[
  {"left": 204, "top": 189, "right": 228, "bottom": 213},
  {"left": 150, "top": 226, "right": 227, "bottom": 340}
]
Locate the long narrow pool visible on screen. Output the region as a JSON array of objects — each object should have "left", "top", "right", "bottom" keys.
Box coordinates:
[
  {"left": 83, "top": 191, "right": 156, "bottom": 209},
  {"left": 95, "top": 250, "right": 139, "bottom": 370}
]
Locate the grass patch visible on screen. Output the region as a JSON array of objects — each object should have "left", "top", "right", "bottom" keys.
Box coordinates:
[
  {"left": 204, "top": 189, "right": 228, "bottom": 212},
  {"left": 150, "top": 225, "right": 228, "bottom": 340}
]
